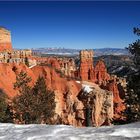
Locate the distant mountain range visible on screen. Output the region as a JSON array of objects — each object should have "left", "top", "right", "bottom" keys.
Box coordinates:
[
  {"left": 94, "top": 48, "right": 129, "bottom": 56},
  {"left": 31, "top": 47, "right": 129, "bottom": 56}
]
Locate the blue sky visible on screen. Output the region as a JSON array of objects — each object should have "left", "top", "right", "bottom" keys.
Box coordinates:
[{"left": 0, "top": 1, "right": 140, "bottom": 49}]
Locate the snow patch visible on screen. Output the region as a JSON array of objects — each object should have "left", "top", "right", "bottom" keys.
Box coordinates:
[
  {"left": 110, "top": 128, "right": 140, "bottom": 138},
  {"left": 0, "top": 122, "right": 140, "bottom": 139},
  {"left": 82, "top": 84, "right": 93, "bottom": 93},
  {"left": 76, "top": 81, "right": 80, "bottom": 84},
  {"left": 112, "top": 66, "right": 124, "bottom": 73},
  {"left": 76, "top": 81, "right": 94, "bottom": 93},
  {"left": 29, "top": 64, "right": 36, "bottom": 69}
]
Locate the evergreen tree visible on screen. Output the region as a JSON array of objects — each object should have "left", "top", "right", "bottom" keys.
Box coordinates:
[
  {"left": 125, "top": 27, "right": 140, "bottom": 122},
  {"left": 32, "top": 76, "right": 56, "bottom": 124},
  {"left": 0, "top": 89, "right": 13, "bottom": 123},
  {"left": 13, "top": 71, "right": 32, "bottom": 123},
  {"left": 14, "top": 70, "right": 31, "bottom": 93},
  {"left": 13, "top": 74, "right": 56, "bottom": 124},
  {"left": 13, "top": 88, "right": 33, "bottom": 124},
  {"left": 25, "top": 57, "right": 29, "bottom": 67}
]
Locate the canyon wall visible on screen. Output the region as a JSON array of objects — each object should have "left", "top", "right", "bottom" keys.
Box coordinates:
[{"left": 0, "top": 63, "right": 114, "bottom": 126}]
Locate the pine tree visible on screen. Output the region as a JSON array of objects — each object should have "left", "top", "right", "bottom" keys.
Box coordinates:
[
  {"left": 14, "top": 70, "right": 31, "bottom": 93},
  {"left": 32, "top": 76, "right": 56, "bottom": 124},
  {"left": 125, "top": 27, "right": 140, "bottom": 122},
  {"left": 0, "top": 89, "right": 13, "bottom": 123},
  {"left": 13, "top": 71, "right": 32, "bottom": 123},
  {"left": 25, "top": 57, "right": 29, "bottom": 67},
  {"left": 13, "top": 74, "right": 56, "bottom": 124}
]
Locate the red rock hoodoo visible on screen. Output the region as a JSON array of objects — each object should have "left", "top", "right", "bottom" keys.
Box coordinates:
[
  {"left": 78, "top": 50, "right": 125, "bottom": 121},
  {"left": 79, "top": 50, "right": 110, "bottom": 83},
  {"left": 94, "top": 60, "right": 110, "bottom": 83},
  {"left": 79, "top": 50, "right": 94, "bottom": 81}
]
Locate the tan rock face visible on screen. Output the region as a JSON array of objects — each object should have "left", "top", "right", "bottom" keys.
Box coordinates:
[
  {"left": 52, "top": 81, "right": 113, "bottom": 127},
  {"left": 0, "top": 27, "right": 12, "bottom": 52},
  {"left": 59, "top": 58, "right": 76, "bottom": 78},
  {"left": 77, "top": 82, "right": 113, "bottom": 126}
]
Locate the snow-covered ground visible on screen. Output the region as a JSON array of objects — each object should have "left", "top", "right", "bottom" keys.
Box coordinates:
[{"left": 0, "top": 122, "right": 140, "bottom": 140}]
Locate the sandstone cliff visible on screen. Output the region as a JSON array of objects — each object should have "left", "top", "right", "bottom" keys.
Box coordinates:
[
  {"left": 77, "top": 81, "right": 113, "bottom": 126},
  {"left": 0, "top": 27, "right": 12, "bottom": 52},
  {"left": 0, "top": 63, "right": 114, "bottom": 126}
]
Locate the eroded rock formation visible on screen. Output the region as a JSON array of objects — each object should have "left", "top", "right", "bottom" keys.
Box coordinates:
[
  {"left": 79, "top": 50, "right": 110, "bottom": 83},
  {"left": 0, "top": 51, "right": 126, "bottom": 125},
  {"left": 59, "top": 58, "right": 76, "bottom": 78},
  {"left": 94, "top": 60, "right": 110, "bottom": 83},
  {"left": 0, "top": 27, "right": 12, "bottom": 52},
  {"left": 0, "top": 63, "right": 114, "bottom": 126},
  {"left": 77, "top": 82, "right": 113, "bottom": 126},
  {"left": 79, "top": 50, "right": 94, "bottom": 81},
  {"left": 105, "top": 78, "right": 126, "bottom": 120},
  {"left": 78, "top": 50, "right": 125, "bottom": 121}
]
